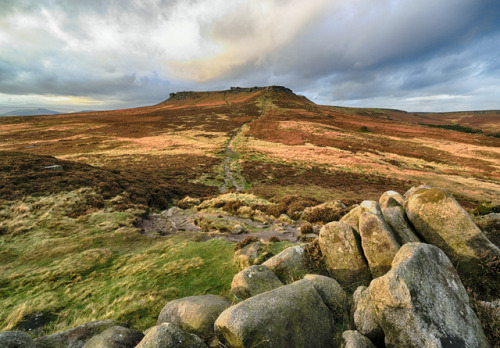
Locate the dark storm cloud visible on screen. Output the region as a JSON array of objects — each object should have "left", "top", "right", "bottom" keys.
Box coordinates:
[{"left": 0, "top": 0, "right": 499, "bottom": 112}]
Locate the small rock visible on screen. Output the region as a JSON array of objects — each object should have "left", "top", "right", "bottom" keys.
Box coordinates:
[
  {"left": 82, "top": 326, "right": 144, "bottom": 348},
  {"left": 230, "top": 265, "right": 283, "bottom": 300},
  {"left": 136, "top": 323, "right": 206, "bottom": 348},
  {"left": 44, "top": 165, "right": 64, "bottom": 171},
  {"left": 157, "top": 295, "right": 231, "bottom": 337},
  {"left": 342, "top": 330, "right": 377, "bottom": 348},
  {"left": 0, "top": 331, "right": 34, "bottom": 348},
  {"left": 231, "top": 224, "right": 245, "bottom": 234}
]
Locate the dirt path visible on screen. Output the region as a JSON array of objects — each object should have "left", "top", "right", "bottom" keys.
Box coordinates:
[
  {"left": 219, "top": 103, "right": 266, "bottom": 193},
  {"left": 138, "top": 206, "right": 300, "bottom": 242}
]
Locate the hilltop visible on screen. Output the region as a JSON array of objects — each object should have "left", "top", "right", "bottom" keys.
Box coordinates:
[{"left": 0, "top": 86, "right": 498, "bottom": 345}]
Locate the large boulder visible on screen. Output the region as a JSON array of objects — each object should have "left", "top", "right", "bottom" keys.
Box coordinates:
[
  {"left": 214, "top": 279, "right": 335, "bottom": 348},
  {"left": 82, "top": 326, "right": 143, "bottom": 348},
  {"left": 157, "top": 295, "right": 231, "bottom": 338},
  {"left": 342, "top": 330, "right": 376, "bottom": 348},
  {"left": 369, "top": 243, "right": 489, "bottom": 348},
  {"left": 405, "top": 187, "right": 500, "bottom": 274},
  {"left": 34, "top": 320, "right": 126, "bottom": 348},
  {"left": 230, "top": 264, "right": 283, "bottom": 300},
  {"left": 0, "top": 331, "right": 35, "bottom": 348},
  {"left": 359, "top": 212, "right": 401, "bottom": 278},
  {"left": 233, "top": 240, "right": 261, "bottom": 270},
  {"left": 352, "top": 286, "right": 383, "bottom": 344},
  {"left": 303, "top": 274, "right": 349, "bottom": 320},
  {"left": 262, "top": 245, "right": 309, "bottom": 281},
  {"left": 318, "top": 222, "right": 371, "bottom": 288},
  {"left": 136, "top": 323, "right": 206, "bottom": 348},
  {"left": 380, "top": 195, "right": 420, "bottom": 244}
]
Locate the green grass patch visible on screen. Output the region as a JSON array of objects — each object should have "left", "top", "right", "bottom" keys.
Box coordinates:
[{"left": 0, "top": 190, "right": 238, "bottom": 335}]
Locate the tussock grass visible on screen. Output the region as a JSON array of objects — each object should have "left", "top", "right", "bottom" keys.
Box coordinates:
[{"left": 0, "top": 189, "right": 238, "bottom": 335}]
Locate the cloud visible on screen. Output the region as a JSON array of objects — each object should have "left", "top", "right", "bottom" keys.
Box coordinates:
[{"left": 0, "top": 0, "right": 499, "bottom": 112}]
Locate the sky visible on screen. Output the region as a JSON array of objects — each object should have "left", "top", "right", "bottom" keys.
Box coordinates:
[{"left": 1, "top": 0, "right": 499, "bottom": 113}]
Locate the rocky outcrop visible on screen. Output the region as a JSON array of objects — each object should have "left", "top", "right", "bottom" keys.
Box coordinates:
[
  {"left": 157, "top": 295, "right": 231, "bottom": 338},
  {"left": 342, "top": 330, "right": 376, "bottom": 348},
  {"left": 358, "top": 212, "right": 400, "bottom": 278},
  {"left": 136, "top": 323, "right": 206, "bottom": 348},
  {"left": 34, "top": 320, "right": 126, "bottom": 348},
  {"left": 369, "top": 243, "right": 489, "bottom": 348},
  {"left": 230, "top": 265, "right": 283, "bottom": 300},
  {"left": 318, "top": 221, "right": 371, "bottom": 288},
  {"left": 380, "top": 195, "right": 420, "bottom": 244},
  {"left": 352, "top": 286, "right": 383, "bottom": 344},
  {"left": 0, "top": 331, "right": 35, "bottom": 348},
  {"left": 405, "top": 187, "right": 500, "bottom": 274},
  {"left": 214, "top": 279, "right": 335, "bottom": 348},
  {"left": 262, "top": 245, "right": 309, "bottom": 281},
  {"left": 82, "top": 326, "right": 143, "bottom": 348}
]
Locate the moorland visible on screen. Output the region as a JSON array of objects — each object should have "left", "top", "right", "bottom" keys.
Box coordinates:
[{"left": 0, "top": 86, "right": 498, "bottom": 345}]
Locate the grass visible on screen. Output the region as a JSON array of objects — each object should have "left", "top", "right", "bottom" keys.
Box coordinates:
[{"left": 0, "top": 189, "right": 238, "bottom": 335}]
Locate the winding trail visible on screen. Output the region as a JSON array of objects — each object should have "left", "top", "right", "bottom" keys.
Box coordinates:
[{"left": 219, "top": 102, "right": 266, "bottom": 193}]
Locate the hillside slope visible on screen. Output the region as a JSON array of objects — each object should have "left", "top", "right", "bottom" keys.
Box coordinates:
[{"left": 1, "top": 85, "right": 497, "bottom": 204}]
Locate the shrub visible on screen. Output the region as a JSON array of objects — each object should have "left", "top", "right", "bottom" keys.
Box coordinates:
[
  {"left": 359, "top": 125, "right": 370, "bottom": 133},
  {"left": 300, "top": 222, "right": 314, "bottom": 235},
  {"left": 268, "top": 236, "right": 280, "bottom": 242},
  {"left": 472, "top": 203, "right": 500, "bottom": 216},
  {"left": 234, "top": 236, "right": 259, "bottom": 251},
  {"left": 303, "top": 207, "right": 352, "bottom": 224},
  {"left": 265, "top": 203, "right": 287, "bottom": 218},
  {"left": 304, "top": 240, "right": 328, "bottom": 275},
  {"left": 223, "top": 200, "right": 244, "bottom": 214},
  {"left": 286, "top": 198, "right": 318, "bottom": 220},
  {"left": 177, "top": 196, "right": 201, "bottom": 209}
]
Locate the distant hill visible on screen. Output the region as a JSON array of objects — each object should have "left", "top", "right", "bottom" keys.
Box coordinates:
[{"left": 1, "top": 108, "right": 62, "bottom": 116}]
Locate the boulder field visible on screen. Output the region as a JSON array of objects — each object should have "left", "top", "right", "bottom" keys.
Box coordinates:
[{"left": 3, "top": 186, "right": 497, "bottom": 347}]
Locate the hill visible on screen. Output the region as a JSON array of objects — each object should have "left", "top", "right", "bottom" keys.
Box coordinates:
[
  {"left": 1, "top": 85, "right": 498, "bottom": 204},
  {"left": 0, "top": 86, "right": 498, "bottom": 343},
  {"left": 1, "top": 108, "right": 62, "bottom": 117}
]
